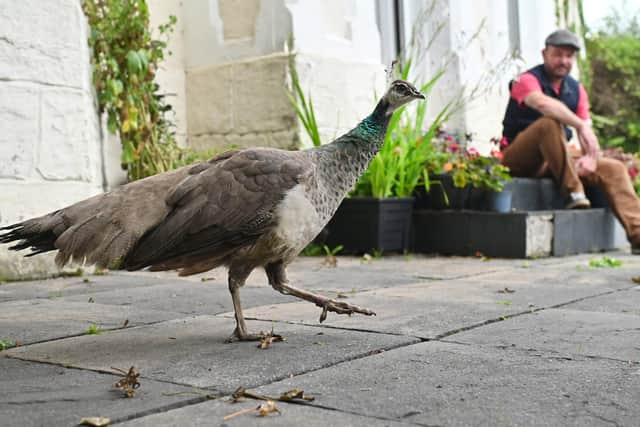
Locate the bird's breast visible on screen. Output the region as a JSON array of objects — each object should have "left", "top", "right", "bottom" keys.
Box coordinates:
[{"left": 273, "top": 184, "right": 323, "bottom": 253}]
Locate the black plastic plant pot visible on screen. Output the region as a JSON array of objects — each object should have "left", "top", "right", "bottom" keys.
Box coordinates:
[
  {"left": 414, "top": 174, "right": 472, "bottom": 210},
  {"left": 324, "top": 197, "right": 414, "bottom": 254}
]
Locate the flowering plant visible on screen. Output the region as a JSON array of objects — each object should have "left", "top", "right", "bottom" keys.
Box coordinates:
[
  {"left": 430, "top": 133, "right": 512, "bottom": 192},
  {"left": 601, "top": 147, "right": 640, "bottom": 196}
]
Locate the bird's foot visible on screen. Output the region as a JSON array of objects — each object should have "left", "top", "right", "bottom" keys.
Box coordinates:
[
  {"left": 318, "top": 299, "right": 376, "bottom": 323},
  {"left": 225, "top": 328, "right": 268, "bottom": 343}
]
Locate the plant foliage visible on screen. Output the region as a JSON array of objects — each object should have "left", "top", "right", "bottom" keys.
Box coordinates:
[
  {"left": 584, "top": 10, "right": 640, "bottom": 153},
  {"left": 83, "top": 0, "right": 191, "bottom": 181}
]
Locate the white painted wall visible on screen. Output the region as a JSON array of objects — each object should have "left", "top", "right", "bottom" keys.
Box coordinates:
[
  {"left": 149, "top": 0, "right": 188, "bottom": 147},
  {"left": 0, "top": 0, "right": 103, "bottom": 225},
  {"left": 404, "top": 0, "right": 564, "bottom": 144}
]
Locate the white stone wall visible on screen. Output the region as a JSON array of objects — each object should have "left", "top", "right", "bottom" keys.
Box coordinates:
[
  {"left": 0, "top": 0, "right": 103, "bottom": 278},
  {"left": 404, "top": 0, "right": 562, "bottom": 143},
  {"left": 149, "top": 0, "right": 188, "bottom": 147}
]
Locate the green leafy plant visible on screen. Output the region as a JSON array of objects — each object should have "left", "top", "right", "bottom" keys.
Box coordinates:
[
  {"left": 286, "top": 39, "right": 322, "bottom": 147},
  {"left": 85, "top": 323, "right": 103, "bottom": 335},
  {"left": 351, "top": 64, "right": 450, "bottom": 198},
  {"left": 83, "top": 0, "right": 190, "bottom": 180},
  {"left": 584, "top": 8, "right": 640, "bottom": 154},
  {"left": 588, "top": 256, "right": 622, "bottom": 268},
  {"left": 0, "top": 339, "right": 15, "bottom": 351},
  {"left": 323, "top": 244, "right": 344, "bottom": 257}
]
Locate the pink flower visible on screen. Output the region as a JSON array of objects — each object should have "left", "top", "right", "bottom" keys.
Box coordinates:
[
  {"left": 466, "top": 147, "right": 479, "bottom": 158},
  {"left": 500, "top": 136, "right": 509, "bottom": 148},
  {"left": 629, "top": 166, "right": 638, "bottom": 180},
  {"left": 491, "top": 149, "right": 504, "bottom": 160},
  {"left": 448, "top": 141, "right": 460, "bottom": 153},
  {"left": 444, "top": 134, "right": 455, "bottom": 142},
  {"left": 394, "top": 146, "right": 402, "bottom": 154}
]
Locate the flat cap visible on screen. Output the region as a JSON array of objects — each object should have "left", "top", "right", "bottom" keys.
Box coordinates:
[{"left": 545, "top": 29, "right": 581, "bottom": 50}]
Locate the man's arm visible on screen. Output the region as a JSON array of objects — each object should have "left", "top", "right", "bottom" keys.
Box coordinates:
[{"left": 524, "top": 91, "right": 599, "bottom": 161}]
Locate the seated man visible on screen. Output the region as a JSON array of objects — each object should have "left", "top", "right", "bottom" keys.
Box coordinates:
[{"left": 501, "top": 28, "right": 640, "bottom": 253}]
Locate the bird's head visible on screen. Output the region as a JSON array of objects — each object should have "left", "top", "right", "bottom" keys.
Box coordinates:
[{"left": 382, "top": 80, "right": 425, "bottom": 115}]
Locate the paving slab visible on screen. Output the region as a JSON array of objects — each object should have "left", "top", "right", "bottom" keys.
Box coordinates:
[
  {"left": 61, "top": 282, "right": 291, "bottom": 317},
  {"left": 118, "top": 398, "right": 410, "bottom": 427},
  {"left": 234, "top": 267, "right": 636, "bottom": 339},
  {"left": 5, "top": 316, "right": 418, "bottom": 393},
  {"left": 564, "top": 285, "right": 640, "bottom": 316},
  {"left": 253, "top": 341, "right": 640, "bottom": 426},
  {"left": 0, "top": 299, "right": 183, "bottom": 345},
  {"left": 147, "top": 255, "right": 526, "bottom": 288},
  {"left": 452, "top": 307, "right": 640, "bottom": 362},
  {"left": 0, "top": 357, "right": 216, "bottom": 427},
  {"left": 471, "top": 254, "right": 640, "bottom": 287},
  {"left": 0, "top": 273, "right": 181, "bottom": 303}
]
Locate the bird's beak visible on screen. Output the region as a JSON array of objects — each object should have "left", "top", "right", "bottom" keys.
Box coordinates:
[{"left": 415, "top": 92, "right": 425, "bottom": 100}]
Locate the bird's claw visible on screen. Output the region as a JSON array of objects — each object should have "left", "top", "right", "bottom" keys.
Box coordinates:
[
  {"left": 318, "top": 299, "right": 376, "bottom": 323},
  {"left": 225, "top": 328, "right": 269, "bottom": 343}
]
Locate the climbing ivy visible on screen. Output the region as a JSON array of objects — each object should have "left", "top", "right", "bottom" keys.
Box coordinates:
[{"left": 82, "top": 0, "right": 189, "bottom": 181}]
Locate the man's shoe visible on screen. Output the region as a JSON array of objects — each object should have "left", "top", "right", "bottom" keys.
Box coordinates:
[{"left": 565, "top": 192, "right": 591, "bottom": 209}]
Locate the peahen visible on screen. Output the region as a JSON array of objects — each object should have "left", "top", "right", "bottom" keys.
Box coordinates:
[{"left": 0, "top": 80, "right": 424, "bottom": 341}]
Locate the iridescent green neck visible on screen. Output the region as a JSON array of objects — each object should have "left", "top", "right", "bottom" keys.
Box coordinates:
[{"left": 357, "top": 98, "right": 390, "bottom": 142}]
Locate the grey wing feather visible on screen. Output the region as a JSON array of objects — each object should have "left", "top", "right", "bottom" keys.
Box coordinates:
[{"left": 123, "top": 148, "right": 313, "bottom": 270}]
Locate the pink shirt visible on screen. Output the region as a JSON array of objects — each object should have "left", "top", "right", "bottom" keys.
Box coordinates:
[{"left": 510, "top": 72, "right": 590, "bottom": 120}]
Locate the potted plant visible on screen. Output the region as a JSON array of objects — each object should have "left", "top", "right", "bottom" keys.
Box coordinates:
[
  {"left": 417, "top": 133, "right": 512, "bottom": 211},
  {"left": 324, "top": 68, "right": 447, "bottom": 254}
]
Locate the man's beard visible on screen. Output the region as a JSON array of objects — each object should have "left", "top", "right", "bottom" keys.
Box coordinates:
[{"left": 544, "top": 64, "right": 570, "bottom": 80}]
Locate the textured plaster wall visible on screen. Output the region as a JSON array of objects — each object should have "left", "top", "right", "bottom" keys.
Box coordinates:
[
  {"left": 0, "top": 0, "right": 103, "bottom": 279},
  {"left": 182, "top": 0, "right": 386, "bottom": 151}
]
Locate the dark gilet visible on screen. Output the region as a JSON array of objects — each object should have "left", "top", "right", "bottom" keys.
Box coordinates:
[{"left": 502, "top": 64, "right": 580, "bottom": 145}]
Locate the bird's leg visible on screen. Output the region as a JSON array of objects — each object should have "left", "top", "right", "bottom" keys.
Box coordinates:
[
  {"left": 266, "top": 261, "right": 375, "bottom": 323},
  {"left": 226, "top": 266, "right": 266, "bottom": 343}
]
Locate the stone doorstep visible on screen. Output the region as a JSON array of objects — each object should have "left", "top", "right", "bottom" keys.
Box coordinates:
[{"left": 411, "top": 208, "right": 624, "bottom": 258}]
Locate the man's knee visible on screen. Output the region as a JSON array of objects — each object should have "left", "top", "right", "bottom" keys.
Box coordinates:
[
  {"left": 534, "top": 117, "right": 563, "bottom": 135},
  {"left": 598, "top": 158, "right": 628, "bottom": 178}
]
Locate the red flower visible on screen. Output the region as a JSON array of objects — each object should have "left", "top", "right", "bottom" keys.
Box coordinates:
[
  {"left": 629, "top": 166, "right": 638, "bottom": 180},
  {"left": 500, "top": 136, "right": 509, "bottom": 148},
  {"left": 448, "top": 141, "right": 460, "bottom": 153},
  {"left": 491, "top": 149, "right": 504, "bottom": 160}
]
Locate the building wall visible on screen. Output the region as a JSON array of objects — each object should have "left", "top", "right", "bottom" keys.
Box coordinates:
[
  {"left": 403, "top": 0, "right": 561, "bottom": 144},
  {"left": 0, "top": 0, "right": 104, "bottom": 279},
  {"left": 180, "top": 0, "right": 386, "bottom": 151}
]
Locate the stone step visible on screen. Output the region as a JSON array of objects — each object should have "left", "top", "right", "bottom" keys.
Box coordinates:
[
  {"left": 505, "top": 177, "right": 608, "bottom": 211},
  {"left": 411, "top": 208, "right": 627, "bottom": 258}
]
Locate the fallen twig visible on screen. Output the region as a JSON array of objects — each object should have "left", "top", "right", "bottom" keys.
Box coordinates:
[{"left": 231, "top": 386, "right": 314, "bottom": 403}]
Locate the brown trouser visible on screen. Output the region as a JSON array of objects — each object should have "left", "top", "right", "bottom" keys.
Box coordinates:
[{"left": 502, "top": 117, "right": 640, "bottom": 245}]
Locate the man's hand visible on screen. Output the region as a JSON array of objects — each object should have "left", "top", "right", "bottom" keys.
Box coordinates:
[
  {"left": 576, "top": 122, "right": 600, "bottom": 157},
  {"left": 575, "top": 122, "right": 599, "bottom": 175},
  {"left": 576, "top": 155, "right": 596, "bottom": 176}
]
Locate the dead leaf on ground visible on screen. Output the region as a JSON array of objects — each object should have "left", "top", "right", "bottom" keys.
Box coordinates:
[
  {"left": 257, "top": 401, "right": 280, "bottom": 416},
  {"left": 257, "top": 331, "right": 285, "bottom": 349},
  {"left": 497, "top": 287, "right": 515, "bottom": 294},
  {"left": 120, "top": 319, "right": 129, "bottom": 329},
  {"left": 322, "top": 255, "right": 338, "bottom": 268},
  {"left": 79, "top": 417, "right": 111, "bottom": 427},
  {"left": 632, "top": 276, "right": 640, "bottom": 284},
  {"left": 223, "top": 401, "right": 280, "bottom": 420},
  {"left": 112, "top": 366, "right": 140, "bottom": 398}
]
